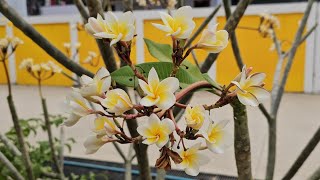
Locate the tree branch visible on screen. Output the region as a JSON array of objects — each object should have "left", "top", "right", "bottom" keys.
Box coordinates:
[
  {"left": 201, "top": 0, "right": 254, "bottom": 73},
  {"left": 0, "top": 133, "right": 21, "bottom": 156},
  {"left": 308, "top": 166, "right": 320, "bottom": 180},
  {"left": 0, "top": 151, "right": 24, "bottom": 180},
  {"left": 231, "top": 99, "right": 252, "bottom": 180},
  {"left": 271, "top": 0, "right": 315, "bottom": 117},
  {"left": 74, "top": 0, "right": 90, "bottom": 21},
  {"left": 0, "top": 0, "right": 94, "bottom": 77},
  {"left": 282, "top": 126, "right": 320, "bottom": 180}
]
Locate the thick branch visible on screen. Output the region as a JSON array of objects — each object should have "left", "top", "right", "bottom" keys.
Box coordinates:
[
  {"left": 271, "top": 0, "right": 315, "bottom": 117},
  {"left": 74, "top": 0, "right": 90, "bottom": 22},
  {"left": 231, "top": 99, "right": 252, "bottom": 180},
  {"left": 0, "top": 151, "right": 24, "bottom": 180},
  {"left": 0, "top": 0, "right": 93, "bottom": 77},
  {"left": 308, "top": 166, "right": 320, "bottom": 180},
  {"left": 282, "top": 126, "right": 320, "bottom": 180},
  {"left": 201, "top": 0, "right": 254, "bottom": 73}
]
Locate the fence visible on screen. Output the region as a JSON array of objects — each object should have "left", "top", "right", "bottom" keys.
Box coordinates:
[{"left": 0, "top": 2, "right": 319, "bottom": 93}]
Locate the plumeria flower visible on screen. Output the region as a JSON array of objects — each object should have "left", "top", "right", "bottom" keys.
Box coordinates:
[
  {"left": 98, "top": 89, "right": 133, "bottom": 115},
  {"left": 64, "top": 91, "right": 94, "bottom": 127},
  {"left": 195, "top": 24, "right": 229, "bottom": 53},
  {"left": 93, "top": 11, "right": 135, "bottom": 46},
  {"left": 231, "top": 65, "right": 270, "bottom": 106},
  {"left": 93, "top": 116, "right": 119, "bottom": 136},
  {"left": 137, "top": 114, "right": 175, "bottom": 148},
  {"left": 184, "top": 105, "right": 206, "bottom": 130},
  {"left": 138, "top": 67, "right": 179, "bottom": 110},
  {"left": 84, "top": 135, "right": 109, "bottom": 154},
  {"left": 19, "top": 58, "right": 33, "bottom": 69},
  {"left": 76, "top": 67, "right": 111, "bottom": 98},
  {"left": 152, "top": 6, "right": 195, "bottom": 39},
  {"left": 203, "top": 120, "right": 232, "bottom": 154},
  {"left": 85, "top": 14, "right": 108, "bottom": 38},
  {"left": 177, "top": 143, "right": 209, "bottom": 176},
  {"left": 10, "top": 37, "right": 23, "bottom": 49},
  {"left": 47, "top": 61, "right": 62, "bottom": 73}
]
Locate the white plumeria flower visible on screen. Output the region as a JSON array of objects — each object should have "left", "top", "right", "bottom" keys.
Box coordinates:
[
  {"left": 10, "top": 37, "right": 23, "bottom": 48},
  {"left": 77, "top": 67, "right": 111, "bottom": 98},
  {"left": 203, "top": 120, "right": 232, "bottom": 154},
  {"left": 99, "top": 89, "right": 133, "bottom": 115},
  {"left": 177, "top": 143, "right": 209, "bottom": 176},
  {"left": 137, "top": 114, "right": 175, "bottom": 148},
  {"left": 93, "top": 116, "right": 118, "bottom": 136},
  {"left": 47, "top": 61, "right": 62, "bottom": 73},
  {"left": 196, "top": 24, "right": 229, "bottom": 53},
  {"left": 184, "top": 105, "right": 206, "bottom": 130},
  {"left": 84, "top": 135, "right": 109, "bottom": 154},
  {"left": 85, "top": 14, "right": 108, "bottom": 38},
  {"left": 64, "top": 91, "right": 93, "bottom": 127},
  {"left": 138, "top": 67, "right": 179, "bottom": 110},
  {"left": 231, "top": 66, "right": 270, "bottom": 106},
  {"left": 152, "top": 6, "right": 196, "bottom": 39},
  {"left": 19, "top": 58, "right": 33, "bottom": 69},
  {"left": 93, "top": 11, "right": 135, "bottom": 46}
]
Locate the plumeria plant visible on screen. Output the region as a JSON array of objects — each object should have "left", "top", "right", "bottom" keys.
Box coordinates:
[
  {"left": 64, "top": 6, "right": 269, "bottom": 176},
  {"left": 63, "top": 42, "right": 101, "bottom": 67},
  {"left": 19, "top": 59, "right": 65, "bottom": 179}
]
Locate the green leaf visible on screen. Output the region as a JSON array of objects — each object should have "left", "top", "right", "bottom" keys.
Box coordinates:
[
  {"left": 202, "top": 73, "right": 222, "bottom": 90},
  {"left": 111, "top": 62, "right": 205, "bottom": 89},
  {"left": 144, "top": 38, "right": 204, "bottom": 81},
  {"left": 144, "top": 38, "right": 173, "bottom": 62}
]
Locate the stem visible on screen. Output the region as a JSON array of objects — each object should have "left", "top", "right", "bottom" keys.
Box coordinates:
[
  {"left": 59, "top": 126, "right": 65, "bottom": 171},
  {"left": 175, "top": 81, "right": 213, "bottom": 102},
  {"left": 231, "top": 99, "right": 252, "bottom": 180},
  {"left": 0, "top": 133, "right": 21, "bottom": 156},
  {"left": 2, "top": 61, "right": 12, "bottom": 95},
  {"left": 0, "top": 151, "right": 24, "bottom": 180},
  {"left": 7, "top": 95, "right": 35, "bottom": 180},
  {"left": 41, "top": 97, "right": 64, "bottom": 179},
  {"left": 266, "top": 117, "right": 276, "bottom": 180},
  {"left": 282, "top": 126, "right": 320, "bottom": 180}
]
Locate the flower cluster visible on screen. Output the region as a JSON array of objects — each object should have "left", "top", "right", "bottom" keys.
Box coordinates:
[
  {"left": 258, "top": 13, "right": 280, "bottom": 38},
  {"left": 19, "top": 58, "right": 62, "bottom": 81},
  {"left": 63, "top": 6, "right": 270, "bottom": 177},
  {"left": 0, "top": 36, "right": 23, "bottom": 60}
]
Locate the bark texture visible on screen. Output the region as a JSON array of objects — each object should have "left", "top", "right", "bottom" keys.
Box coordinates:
[{"left": 231, "top": 99, "right": 252, "bottom": 180}]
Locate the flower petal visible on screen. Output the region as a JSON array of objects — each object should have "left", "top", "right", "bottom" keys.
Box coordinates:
[
  {"left": 160, "top": 118, "right": 175, "bottom": 134},
  {"left": 64, "top": 113, "right": 81, "bottom": 127},
  {"left": 156, "top": 92, "right": 176, "bottom": 110},
  {"left": 84, "top": 135, "right": 106, "bottom": 154},
  {"left": 237, "top": 91, "right": 259, "bottom": 106},
  {"left": 247, "top": 86, "right": 270, "bottom": 102},
  {"left": 148, "top": 67, "right": 160, "bottom": 90},
  {"left": 157, "top": 77, "right": 179, "bottom": 94},
  {"left": 185, "top": 164, "right": 200, "bottom": 176},
  {"left": 140, "top": 95, "right": 159, "bottom": 107},
  {"left": 152, "top": 23, "right": 172, "bottom": 33},
  {"left": 247, "top": 73, "right": 266, "bottom": 86}
]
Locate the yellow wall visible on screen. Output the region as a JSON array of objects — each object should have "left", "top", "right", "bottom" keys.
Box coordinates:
[
  {"left": 14, "top": 23, "right": 73, "bottom": 86},
  {"left": 216, "top": 13, "right": 305, "bottom": 92},
  {"left": 0, "top": 26, "right": 9, "bottom": 84}
]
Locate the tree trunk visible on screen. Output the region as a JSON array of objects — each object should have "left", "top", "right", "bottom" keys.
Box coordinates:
[{"left": 231, "top": 99, "right": 253, "bottom": 180}]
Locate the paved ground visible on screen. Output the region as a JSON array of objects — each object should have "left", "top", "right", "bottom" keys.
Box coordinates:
[{"left": 0, "top": 85, "right": 319, "bottom": 180}]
